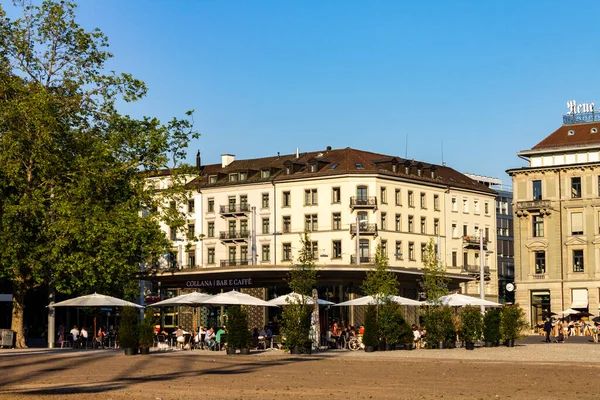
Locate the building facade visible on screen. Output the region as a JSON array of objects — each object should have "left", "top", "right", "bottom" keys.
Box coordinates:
[
  {"left": 148, "top": 147, "right": 498, "bottom": 329},
  {"left": 508, "top": 118, "right": 600, "bottom": 325}
]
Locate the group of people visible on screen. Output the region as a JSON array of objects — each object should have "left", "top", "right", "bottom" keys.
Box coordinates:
[
  {"left": 326, "top": 321, "right": 363, "bottom": 349},
  {"left": 159, "top": 326, "right": 227, "bottom": 351},
  {"left": 543, "top": 318, "right": 600, "bottom": 343},
  {"left": 412, "top": 324, "right": 426, "bottom": 349}
]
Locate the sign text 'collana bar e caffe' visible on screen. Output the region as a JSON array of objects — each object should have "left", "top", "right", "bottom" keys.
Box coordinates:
[{"left": 186, "top": 278, "right": 253, "bottom": 288}]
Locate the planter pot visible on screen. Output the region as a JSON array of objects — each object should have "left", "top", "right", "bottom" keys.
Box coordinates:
[
  {"left": 139, "top": 347, "right": 150, "bottom": 355},
  {"left": 123, "top": 348, "right": 136, "bottom": 356},
  {"left": 240, "top": 348, "right": 250, "bottom": 355},
  {"left": 385, "top": 343, "right": 393, "bottom": 351},
  {"left": 484, "top": 341, "right": 494, "bottom": 348},
  {"left": 404, "top": 343, "right": 414, "bottom": 350},
  {"left": 226, "top": 348, "right": 237, "bottom": 355},
  {"left": 465, "top": 342, "right": 475, "bottom": 350},
  {"left": 438, "top": 341, "right": 445, "bottom": 350},
  {"left": 364, "top": 345, "right": 376, "bottom": 353},
  {"left": 506, "top": 339, "right": 515, "bottom": 348},
  {"left": 494, "top": 341, "right": 500, "bottom": 347},
  {"left": 377, "top": 341, "right": 386, "bottom": 351}
]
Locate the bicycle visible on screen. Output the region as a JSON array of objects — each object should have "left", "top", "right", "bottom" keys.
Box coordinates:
[{"left": 347, "top": 335, "right": 364, "bottom": 351}]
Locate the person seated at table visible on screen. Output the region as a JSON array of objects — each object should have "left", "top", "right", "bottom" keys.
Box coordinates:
[
  {"left": 205, "top": 327, "right": 216, "bottom": 350},
  {"left": 325, "top": 328, "right": 337, "bottom": 348},
  {"left": 555, "top": 321, "right": 565, "bottom": 343},
  {"left": 215, "top": 326, "right": 227, "bottom": 350},
  {"left": 358, "top": 325, "right": 365, "bottom": 336},
  {"left": 96, "top": 327, "right": 106, "bottom": 349},
  {"left": 194, "top": 326, "right": 206, "bottom": 350},
  {"left": 70, "top": 325, "right": 79, "bottom": 349},
  {"left": 174, "top": 327, "right": 186, "bottom": 349},
  {"left": 346, "top": 324, "right": 356, "bottom": 337}
]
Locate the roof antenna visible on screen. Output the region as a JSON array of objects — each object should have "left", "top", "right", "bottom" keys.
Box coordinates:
[{"left": 441, "top": 141, "right": 445, "bottom": 166}]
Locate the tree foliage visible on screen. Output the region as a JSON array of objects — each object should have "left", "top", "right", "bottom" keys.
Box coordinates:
[
  {"left": 0, "top": 1, "right": 198, "bottom": 347},
  {"left": 361, "top": 242, "right": 398, "bottom": 299},
  {"left": 419, "top": 238, "right": 448, "bottom": 303}
]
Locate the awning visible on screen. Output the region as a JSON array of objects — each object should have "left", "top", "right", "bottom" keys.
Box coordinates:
[{"left": 571, "top": 288, "right": 588, "bottom": 309}]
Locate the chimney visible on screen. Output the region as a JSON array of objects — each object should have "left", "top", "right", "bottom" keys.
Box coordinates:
[
  {"left": 196, "top": 150, "right": 201, "bottom": 171},
  {"left": 296, "top": 147, "right": 299, "bottom": 159},
  {"left": 221, "top": 154, "right": 235, "bottom": 168}
]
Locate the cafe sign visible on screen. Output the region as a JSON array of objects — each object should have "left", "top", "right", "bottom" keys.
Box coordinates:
[
  {"left": 186, "top": 278, "right": 253, "bottom": 288},
  {"left": 566, "top": 100, "right": 595, "bottom": 114},
  {"left": 563, "top": 100, "right": 600, "bottom": 124}
]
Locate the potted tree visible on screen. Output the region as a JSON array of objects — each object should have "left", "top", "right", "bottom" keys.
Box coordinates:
[
  {"left": 483, "top": 308, "right": 501, "bottom": 347},
  {"left": 362, "top": 305, "right": 378, "bottom": 352},
  {"left": 119, "top": 306, "right": 139, "bottom": 355},
  {"left": 459, "top": 305, "right": 483, "bottom": 350},
  {"left": 422, "top": 305, "right": 455, "bottom": 349},
  {"left": 500, "top": 304, "right": 528, "bottom": 347},
  {"left": 226, "top": 306, "right": 251, "bottom": 355},
  {"left": 138, "top": 309, "right": 155, "bottom": 355}
]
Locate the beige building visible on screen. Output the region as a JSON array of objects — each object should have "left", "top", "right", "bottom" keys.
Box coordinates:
[
  {"left": 508, "top": 120, "right": 600, "bottom": 325},
  {"left": 148, "top": 147, "right": 497, "bottom": 328}
]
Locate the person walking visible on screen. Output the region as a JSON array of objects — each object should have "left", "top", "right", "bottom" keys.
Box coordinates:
[{"left": 543, "top": 318, "right": 553, "bottom": 343}]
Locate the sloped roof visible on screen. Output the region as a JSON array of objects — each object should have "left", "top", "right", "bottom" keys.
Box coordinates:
[
  {"left": 184, "top": 147, "right": 494, "bottom": 194},
  {"left": 531, "top": 123, "right": 600, "bottom": 151}
]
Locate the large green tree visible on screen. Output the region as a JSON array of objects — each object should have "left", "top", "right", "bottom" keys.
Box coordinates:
[
  {"left": 361, "top": 242, "right": 398, "bottom": 299},
  {"left": 0, "top": 1, "right": 198, "bottom": 348}
]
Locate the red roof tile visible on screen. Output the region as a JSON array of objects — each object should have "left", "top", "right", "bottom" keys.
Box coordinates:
[{"left": 531, "top": 123, "right": 600, "bottom": 151}]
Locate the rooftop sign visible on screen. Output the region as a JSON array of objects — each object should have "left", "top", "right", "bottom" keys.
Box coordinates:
[{"left": 563, "top": 100, "right": 600, "bottom": 124}]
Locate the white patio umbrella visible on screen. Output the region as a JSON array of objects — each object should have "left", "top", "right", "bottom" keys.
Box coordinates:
[
  {"left": 51, "top": 292, "right": 143, "bottom": 308},
  {"left": 335, "top": 294, "right": 422, "bottom": 307},
  {"left": 203, "top": 290, "right": 278, "bottom": 307},
  {"left": 436, "top": 293, "right": 501, "bottom": 307},
  {"left": 268, "top": 292, "right": 335, "bottom": 306},
  {"left": 559, "top": 308, "right": 581, "bottom": 316},
  {"left": 147, "top": 291, "right": 213, "bottom": 307}
]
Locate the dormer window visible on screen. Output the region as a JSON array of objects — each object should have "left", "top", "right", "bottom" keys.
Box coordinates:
[
  {"left": 229, "top": 173, "right": 238, "bottom": 182},
  {"left": 286, "top": 166, "right": 292, "bottom": 175},
  {"left": 330, "top": 163, "right": 339, "bottom": 169},
  {"left": 310, "top": 163, "right": 318, "bottom": 173},
  {"left": 417, "top": 169, "right": 422, "bottom": 177},
  {"left": 355, "top": 163, "right": 363, "bottom": 169},
  {"left": 209, "top": 175, "right": 217, "bottom": 184},
  {"left": 392, "top": 164, "right": 397, "bottom": 173},
  {"left": 240, "top": 172, "right": 248, "bottom": 181},
  {"left": 261, "top": 170, "right": 271, "bottom": 178},
  {"left": 405, "top": 166, "right": 409, "bottom": 174}
]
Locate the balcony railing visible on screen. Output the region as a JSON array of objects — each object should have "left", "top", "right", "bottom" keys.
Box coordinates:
[
  {"left": 350, "top": 223, "right": 378, "bottom": 235},
  {"left": 462, "top": 265, "right": 490, "bottom": 274},
  {"left": 219, "top": 231, "right": 250, "bottom": 241},
  {"left": 350, "top": 196, "right": 377, "bottom": 209},
  {"left": 350, "top": 255, "right": 375, "bottom": 264},
  {"left": 219, "top": 204, "right": 250, "bottom": 215},
  {"left": 515, "top": 200, "right": 551, "bottom": 211},
  {"left": 220, "top": 259, "right": 250, "bottom": 267}
]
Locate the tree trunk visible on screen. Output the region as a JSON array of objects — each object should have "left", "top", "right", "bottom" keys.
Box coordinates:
[{"left": 11, "top": 286, "right": 27, "bottom": 349}]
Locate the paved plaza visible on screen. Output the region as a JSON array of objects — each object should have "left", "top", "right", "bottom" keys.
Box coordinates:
[{"left": 1, "top": 336, "right": 600, "bottom": 399}]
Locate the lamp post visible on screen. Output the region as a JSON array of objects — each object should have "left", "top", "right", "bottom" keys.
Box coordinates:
[{"left": 479, "top": 229, "right": 485, "bottom": 314}]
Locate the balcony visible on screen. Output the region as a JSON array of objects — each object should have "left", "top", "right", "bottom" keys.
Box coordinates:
[
  {"left": 462, "top": 235, "right": 488, "bottom": 250},
  {"left": 515, "top": 200, "right": 552, "bottom": 215},
  {"left": 220, "top": 203, "right": 250, "bottom": 218},
  {"left": 219, "top": 230, "right": 250, "bottom": 243},
  {"left": 350, "top": 255, "right": 375, "bottom": 264},
  {"left": 350, "top": 196, "right": 377, "bottom": 210},
  {"left": 350, "top": 223, "right": 378, "bottom": 236},
  {"left": 220, "top": 259, "right": 250, "bottom": 267},
  {"left": 462, "top": 264, "right": 490, "bottom": 280}
]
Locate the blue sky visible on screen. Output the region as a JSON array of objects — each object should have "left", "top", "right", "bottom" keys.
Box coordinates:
[{"left": 7, "top": 1, "right": 600, "bottom": 184}]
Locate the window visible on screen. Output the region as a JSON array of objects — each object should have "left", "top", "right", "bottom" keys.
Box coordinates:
[
  {"left": 330, "top": 163, "right": 339, "bottom": 169},
  {"left": 240, "top": 246, "right": 248, "bottom": 263},
  {"left": 395, "top": 189, "right": 401, "bottom": 206},
  {"left": 228, "top": 196, "right": 236, "bottom": 211},
  {"left": 533, "top": 215, "right": 544, "bottom": 237},
  {"left": 357, "top": 186, "right": 367, "bottom": 200},
  {"left": 535, "top": 251, "right": 545, "bottom": 274},
  {"left": 408, "top": 215, "right": 414, "bottom": 232},
  {"left": 169, "top": 201, "right": 176, "bottom": 210},
  {"left": 305, "top": 214, "right": 318, "bottom": 232},
  {"left": 304, "top": 189, "right": 318, "bottom": 205},
  {"left": 434, "top": 218, "right": 439, "bottom": 235},
  {"left": 484, "top": 202, "right": 489, "bottom": 215},
  {"left": 188, "top": 223, "right": 195, "bottom": 237},
  {"left": 485, "top": 227, "right": 489, "bottom": 242},
  {"left": 311, "top": 241, "right": 319, "bottom": 260},
  {"left": 381, "top": 240, "right": 388, "bottom": 256},
  {"left": 434, "top": 194, "right": 440, "bottom": 211},
  {"left": 332, "top": 213, "right": 342, "bottom": 230},
  {"left": 261, "top": 169, "right": 270, "bottom": 178},
  {"left": 408, "top": 242, "right": 415, "bottom": 261},
  {"left": 239, "top": 172, "right": 248, "bottom": 181},
  {"left": 240, "top": 219, "right": 248, "bottom": 235},
  {"left": 598, "top": 176, "right": 600, "bottom": 196},
  {"left": 262, "top": 244, "right": 270, "bottom": 261},
  {"left": 229, "top": 173, "right": 238, "bottom": 182},
  {"left": 209, "top": 175, "right": 217, "bottom": 184},
  {"left": 332, "top": 187, "right": 341, "bottom": 203},
  {"left": 229, "top": 247, "right": 237, "bottom": 262},
  {"left": 332, "top": 240, "right": 342, "bottom": 259},
  {"left": 420, "top": 217, "right": 426, "bottom": 234},
  {"left": 283, "top": 243, "right": 292, "bottom": 261},
  {"left": 380, "top": 212, "right": 387, "bottom": 230},
  {"left": 188, "top": 251, "right": 196, "bottom": 267},
  {"left": 462, "top": 198, "right": 468, "bottom": 213},
  {"left": 452, "top": 251, "right": 457, "bottom": 267},
  {"left": 572, "top": 177, "right": 582, "bottom": 198},
  {"left": 451, "top": 197, "right": 457, "bottom": 212},
  {"left": 463, "top": 252, "right": 468, "bottom": 267},
  {"left": 452, "top": 223, "right": 458, "bottom": 238},
  {"left": 474, "top": 200, "right": 480, "bottom": 214},
  {"left": 207, "top": 222, "right": 215, "bottom": 238},
  {"left": 408, "top": 191, "right": 414, "bottom": 207},
  {"left": 420, "top": 243, "right": 427, "bottom": 261},
  {"left": 240, "top": 195, "right": 248, "bottom": 208},
  {"left": 395, "top": 214, "right": 401, "bottom": 232},
  {"left": 395, "top": 241, "right": 402, "bottom": 260},
  {"left": 285, "top": 166, "right": 292, "bottom": 175},
  {"left": 420, "top": 192, "right": 426, "bottom": 209},
  {"left": 169, "top": 226, "right": 177, "bottom": 241},
  {"left": 207, "top": 248, "right": 215, "bottom": 264},
  {"left": 188, "top": 199, "right": 195, "bottom": 213},
  {"left": 463, "top": 224, "right": 468, "bottom": 236},
  {"left": 262, "top": 218, "right": 270, "bottom": 234},
  {"left": 533, "top": 180, "right": 542, "bottom": 200},
  {"left": 381, "top": 187, "right": 387, "bottom": 204},
  {"left": 228, "top": 220, "right": 236, "bottom": 234},
  {"left": 282, "top": 216, "right": 291, "bottom": 233},
  {"left": 571, "top": 212, "right": 583, "bottom": 235},
  {"left": 573, "top": 249, "right": 584, "bottom": 272},
  {"left": 355, "top": 163, "right": 363, "bottom": 169},
  {"left": 207, "top": 198, "right": 214, "bottom": 213},
  {"left": 283, "top": 191, "right": 291, "bottom": 207},
  {"left": 310, "top": 163, "right": 318, "bottom": 173},
  {"left": 262, "top": 193, "right": 269, "bottom": 208}
]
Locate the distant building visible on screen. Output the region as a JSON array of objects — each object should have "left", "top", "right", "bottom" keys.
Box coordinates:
[
  {"left": 464, "top": 174, "right": 514, "bottom": 303},
  {"left": 508, "top": 116, "right": 600, "bottom": 325}
]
